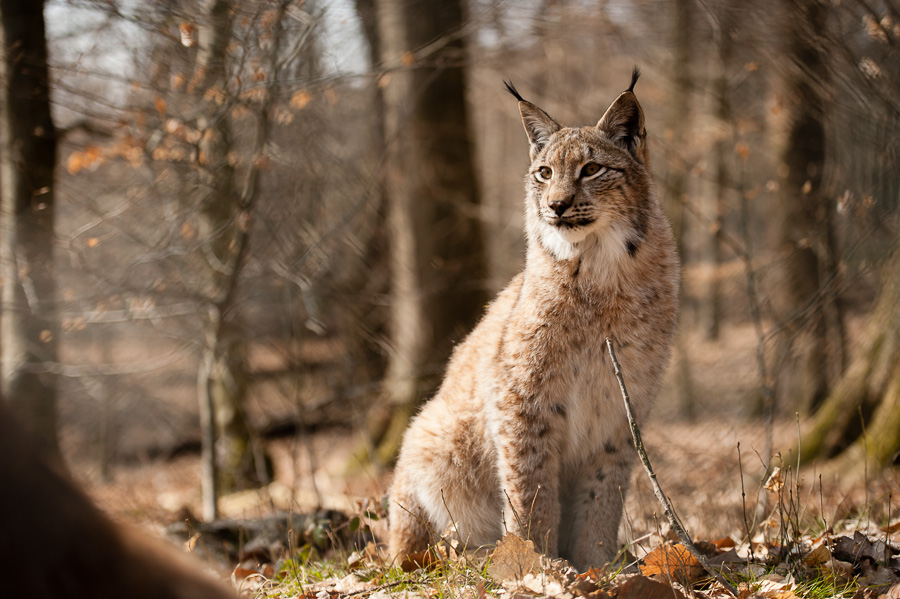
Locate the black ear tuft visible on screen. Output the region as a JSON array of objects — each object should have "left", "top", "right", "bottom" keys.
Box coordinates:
[
  {"left": 596, "top": 72, "right": 648, "bottom": 164},
  {"left": 504, "top": 80, "right": 526, "bottom": 103},
  {"left": 628, "top": 66, "right": 641, "bottom": 93},
  {"left": 504, "top": 81, "right": 561, "bottom": 159}
]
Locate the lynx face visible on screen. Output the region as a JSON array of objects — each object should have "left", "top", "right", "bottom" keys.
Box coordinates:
[
  {"left": 528, "top": 130, "right": 642, "bottom": 254},
  {"left": 511, "top": 78, "right": 652, "bottom": 262}
]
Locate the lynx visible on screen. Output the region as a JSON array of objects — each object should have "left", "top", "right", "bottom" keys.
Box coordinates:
[{"left": 388, "top": 69, "right": 679, "bottom": 570}]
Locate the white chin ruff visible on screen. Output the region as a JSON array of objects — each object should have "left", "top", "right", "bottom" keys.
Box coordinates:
[{"left": 540, "top": 224, "right": 589, "bottom": 260}]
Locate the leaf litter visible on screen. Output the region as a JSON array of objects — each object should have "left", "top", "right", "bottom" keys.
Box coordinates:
[{"left": 241, "top": 519, "right": 900, "bottom": 599}]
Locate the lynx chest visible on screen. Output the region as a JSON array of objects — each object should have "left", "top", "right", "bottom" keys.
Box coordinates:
[{"left": 494, "top": 273, "right": 670, "bottom": 467}]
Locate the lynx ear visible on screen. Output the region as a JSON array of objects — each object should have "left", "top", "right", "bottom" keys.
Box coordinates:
[
  {"left": 596, "top": 68, "right": 648, "bottom": 164},
  {"left": 505, "top": 81, "right": 561, "bottom": 160}
]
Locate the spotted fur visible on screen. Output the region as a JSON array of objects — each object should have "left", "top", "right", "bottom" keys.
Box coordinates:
[{"left": 389, "top": 72, "right": 679, "bottom": 570}]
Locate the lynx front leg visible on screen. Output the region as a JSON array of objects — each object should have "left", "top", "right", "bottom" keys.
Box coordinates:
[
  {"left": 388, "top": 469, "right": 434, "bottom": 562},
  {"left": 494, "top": 395, "right": 562, "bottom": 556},
  {"left": 562, "top": 447, "right": 635, "bottom": 570}
]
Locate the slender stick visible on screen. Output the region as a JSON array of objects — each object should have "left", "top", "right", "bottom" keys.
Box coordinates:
[
  {"left": 737, "top": 442, "right": 754, "bottom": 562},
  {"left": 605, "top": 337, "right": 738, "bottom": 597}
]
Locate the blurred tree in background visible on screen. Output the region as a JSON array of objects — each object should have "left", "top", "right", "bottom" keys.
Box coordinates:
[
  {"left": 1, "top": 0, "right": 898, "bottom": 517},
  {"left": 0, "top": 0, "right": 59, "bottom": 460},
  {"left": 363, "top": 0, "right": 488, "bottom": 466},
  {"left": 771, "top": 0, "right": 840, "bottom": 415}
]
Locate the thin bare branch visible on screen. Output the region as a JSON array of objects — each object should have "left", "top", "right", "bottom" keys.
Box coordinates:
[{"left": 606, "top": 337, "right": 739, "bottom": 597}]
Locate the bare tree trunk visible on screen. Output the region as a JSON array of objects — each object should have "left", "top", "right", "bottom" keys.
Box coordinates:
[
  {"left": 373, "top": 0, "right": 488, "bottom": 463},
  {"left": 351, "top": 0, "right": 392, "bottom": 458},
  {"left": 667, "top": 0, "right": 697, "bottom": 420},
  {"left": 192, "top": 0, "right": 235, "bottom": 520},
  {"left": 701, "top": 0, "right": 734, "bottom": 342},
  {"left": 192, "top": 0, "right": 284, "bottom": 517},
  {"left": 0, "top": 0, "right": 59, "bottom": 459},
  {"left": 772, "top": 0, "right": 834, "bottom": 413},
  {"left": 798, "top": 246, "right": 900, "bottom": 474}
]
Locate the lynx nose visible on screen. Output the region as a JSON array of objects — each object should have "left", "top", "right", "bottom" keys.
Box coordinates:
[{"left": 549, "top": 198, "right": 571, "bottom": 217}]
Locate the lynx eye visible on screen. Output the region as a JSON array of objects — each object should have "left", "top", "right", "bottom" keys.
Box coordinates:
[
  {"left": 580, "top": 162, "right": 604, "bottom": 178},
  {"left": 535, "top": 166, "right": 553, "bottom": 182}
]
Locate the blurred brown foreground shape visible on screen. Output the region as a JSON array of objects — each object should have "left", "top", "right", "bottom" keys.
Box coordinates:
[{"left": 0, "top": 401, "right": 234, "bottom": 599}]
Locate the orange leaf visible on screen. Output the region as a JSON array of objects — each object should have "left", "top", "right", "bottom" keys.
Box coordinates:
[
  {"left": 712, "top": 537, "right": 736, "bottom": 550},
  {"left": 179, "top": 22, "right": 196, "bottom": 47},
  {"left": 180, "top": 222, "right": 196, "bottom": 240},
  {"left": 83, "top": 145, "right": 102, "bottom": 165},
  {"left": 203, "top": 87, "right": 225, "bottom": 104},
  {"left": 290, "top": 90, "right": 312, "bottom": 110},
  {"left": 640, "top": 543, "right": 703, "bottom": 584},
  {"left": 66, "top": 145, "right": 104, "bottom": 174},
  {"left": 617, "top": 576, "right": 687, "bottom": 599},
  {"left": 231, "top": 567, "right": 257, "bottom": 581},
  {"left": 66, "top": 152, "right": 84, "bottom": 174},
  {"left": 577, "top": 566, "right": 607, "bottom": 583}
]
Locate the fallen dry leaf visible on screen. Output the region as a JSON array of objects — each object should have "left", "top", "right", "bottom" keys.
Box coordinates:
[
  {"left": 694, "top": 540, "right": 719, "bottom": 556},
  {"left": 858, "top": 558, "right": 899, "bottom": 588},
  {"left": 833, "top": 531, "right": 898, "bottom": 565},
  {"left": 569, "top": 577, "right": 600, "bottom": 596},
  {"left": 488, "top": 534, "right": 542, "bottom": 582},
  {"left": 713, "top": 537, "right": 736, "bottom": 550},
  {"left": 640, "top": 543, "right": 703, "bottom": 584},
  {"left": 232, "top": 566, "right": 260, "bottom": 581},
  {"left": 578, "top": 567, "right": 607, "bottom": 583},
  {"left": 400, "top": 550, "right": 433, "bottom": 572},
  {"left": 763, "top": 467, "right": 784, "bottom": 493},
  {"left": 518, "top": 571, "right": 566, "bottom": 596},
  {"left": 756, "top": 578, "right": 791, "bottom": 595},
  {"left": 802, "top": 541, "right": 831, "bottom": 566},
  {"left": 617, "top": 575, "right": 687, "bottom": 599},
  {"left": 821, "top": 558, "right": 854, "bottom": 582}
]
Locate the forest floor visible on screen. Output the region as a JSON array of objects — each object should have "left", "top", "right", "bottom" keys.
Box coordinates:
[{"left": 71, "top": 319, "right": 900, "bottom": 598}]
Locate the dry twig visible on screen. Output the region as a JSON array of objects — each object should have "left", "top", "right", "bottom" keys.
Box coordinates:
[{"left": 605, "top": 337, "right": 739, "bottom": 597}]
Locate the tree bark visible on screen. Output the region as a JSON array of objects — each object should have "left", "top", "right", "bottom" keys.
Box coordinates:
[
  {"left": 667, "top": 0, "right": 697, "bottom": 420},
  {"left": 192, "top": 0, "right": 280, "bottom": 516},
  {"left": 373, "top": 0, "right": 488, "bottom": 463},
  {"left": 797, "top": 246, "right": 900, "bottom": 473},
  {"left": 353, "top": 0, "right": 391, "bottom": 393},
  {"left": 701, "top": 0, "right": 735, "bottom": 342},
  {"left": 772, "top": 0, "right": 835, "bottom": 413},
  {"left": 0, "top": 0, "right": 59, "bottom": 459}
]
